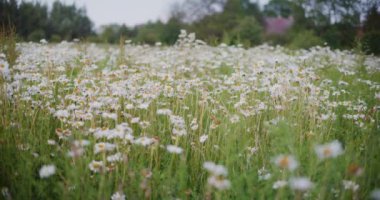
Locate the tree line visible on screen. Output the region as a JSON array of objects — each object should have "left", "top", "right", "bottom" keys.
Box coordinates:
[
  {"left": 0, "top": 0, "right": 93, "bottom": 41},
  {"left": 1, "top": 0, "right": 379, "bottom": 54}
]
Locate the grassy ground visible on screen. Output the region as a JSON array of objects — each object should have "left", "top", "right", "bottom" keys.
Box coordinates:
[{"left": 0, "top": 34, "right": 379, "bottom": 199}]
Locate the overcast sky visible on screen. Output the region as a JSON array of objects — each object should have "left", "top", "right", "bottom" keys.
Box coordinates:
[{"left": 25, "top": 0, "right": 269, "bottom": 28}]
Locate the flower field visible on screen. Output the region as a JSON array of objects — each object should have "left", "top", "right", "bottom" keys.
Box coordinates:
[{"left": 1, "top": 31, "right": 380, "bottom": 199}]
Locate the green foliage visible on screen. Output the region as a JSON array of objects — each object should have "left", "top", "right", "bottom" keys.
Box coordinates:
[
  {"left": 190, "top": 0, "right": 264, "bottom": 46},
  {"left": 218, "top": 64, "right": 234, "bottom": 76},
  {"left": 50, "top": 34, "right": 62, "bottom": 43},
  {"left": 362, "top": 31, "right": 380, "bottom": 55},
  {"left": 318, "top": 23, "right": 357, "bottom": 49},
  {"left": 99, "top": 24, "right": 135, "bottom": 44},
  {"left": 135, "top": 22, "right": 165, "bottom": 45},
  {"left": 191, "top": 13, "right": 232, "bottom": 44},
  {"left": 263, "top": 33, "right": 291, "bottom": 46},
  {"left": 362, "top": 5, "right": 380, "bottom": 55},
  {"left": 231, "top": 16, "right": 263, "bottom": 46},
  {"left": 160, "top": 18, "right": 182, "bottom": 45},
  {"left": 27, "top": 29, "right": 46, "bottom": 41},
  {"left": 364, "top": 5, "right": 380, "bottom": 32},
  {"left": 0, "top": 0, "right": 379, "bottom": 50},
  {"left": 288, "top": 30, "right": 323, "bottom": 49},
  {"left": 17, "top": 1, "right": 49, "bottom": 40},
  {"left": 0, "top": 0, "right": 93, "bottom": 41},
  {"left": 49, "top": 1, "right": 93, "bottom": 40}
]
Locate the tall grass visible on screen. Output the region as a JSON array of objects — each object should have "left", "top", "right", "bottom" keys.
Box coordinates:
[
  {"left": 0, "top": 34, "right": 379, "bottom": 199},
  {"left": 0, "top": 24, "right": 19, "bottom": 67}
]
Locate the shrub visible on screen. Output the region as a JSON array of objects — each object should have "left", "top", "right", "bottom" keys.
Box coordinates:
[
  {"left": 231, "top": 16, "right": 263, "bottom": 46},
  {"left": 362, "top": 31, "right": 380, "bottom": 55},
  {"left": 27, "top": 29, "right": 46, "bottom": 41},
  {"left": 288, "top": 30, "right": 323, "bottom": 49}
]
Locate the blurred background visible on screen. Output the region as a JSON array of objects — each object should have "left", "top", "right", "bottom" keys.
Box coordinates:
[{"left": 0, "top": 0, "right": 379, "bottom": 54}]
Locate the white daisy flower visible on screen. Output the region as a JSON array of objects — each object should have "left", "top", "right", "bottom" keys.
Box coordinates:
[
  {"left": 47, "top": 139, "right": 56, "bottom": 145},
  {"left": 229, "top": 114, "right": 240, "bottom": 123},
  {"left": 156, "top": 109, "right": 172, "bottom": 116},
  {"left": 199, "top": 135, "right": 208, "bottom": 143},
  {"left": 207, "top": 175, "right": 231, "bottom": 190},
  {"left": 54, "top": 110, "right": 70, "bottom": 119},
  {"left": 315, "top": 140, "right": 343, "bottom": 159},
  {"left": 134, "top": 136, "right": 155, "bottom": 146},
  {"left": 73, "top": 139, "right": 90, "bottom": 147},
  {"left": 107, "top": 153, "right": 123, "bottom": 162},
  {"left": 111, "top": 191, "right": 125, "bottom": 200},
  {"left": 94, "top": 142, "right": 116, "bottom": 154},
  {"left": 130, "top": 117, "right": 140, "bottom": 124},
  {"left": 67, "top": 147, "right": 84, "bottom": 158},
  {"left": 273, "top": 155, "right": 298, "bottom": 171},
  {"left": 166, "top": 145, "right": 183, "bottom": 154},
  {"left": 190, "top": 118, "right": 199, "bottom": 130},
  {"left": 273, "top": 180, "right": 288, "bottom": 189},
  {"left": 289, "top": 177, "right": 313, "bottom": 191},
  {"left": 258, "top": 167, "right": 271, "bottom": 181},
  {"left": 172, "top": 128, "right": 187, "bottom": 136},
  {"left": 342, "top": 180, "right": 359, "bottom": 192},
  {"left": 39, "top": 164, "right": 56, "bottom": 178},
  {"left": 89, "top": 160, "right": 104, "bottom": 173},
  {"left": 203, "top": 161, "right": 228, "bottom": 176}
]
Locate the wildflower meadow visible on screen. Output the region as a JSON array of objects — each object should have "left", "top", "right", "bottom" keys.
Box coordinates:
[{"left": 1, "top": 31, "right": 380, "bottom": 199}]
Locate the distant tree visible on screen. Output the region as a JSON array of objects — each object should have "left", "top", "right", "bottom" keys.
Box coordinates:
[
  {"left": 49, "top": 1, "right": 93, "bottom": 40},
  {"left": 160, "top": 17, "right": 183, "bottom": 44},
  {"left": 135, "top": 21, "right": 165, "bottom": 44},
  {"left": 182, "top": 0, "right": 263, "bottom": 45},
  {"left": 288, "top": 30, "right": 323, "bottom": 49},
  {"left": 363, "top": 4, "right": 380, "bottom": 32},
  {"left": 241, "top": 0, "right": 264, "bottom": 24},
  {"left": 299, "top": 0, "right": 366, "bottom": 27},
  {"left": 119, "top": 24, "right": 131, "bottom": 38},
  {"left": 0, "top": 0, "right": 94, "bottom": 41},
  {"left": 231, "top": 16, "right": 263, "bottom": 46},
  {"left": 99, "top": 24, "right": 121, "bottom": 43},
  {"left": 99, "top": 24, "right": 136, "bottom": 43},
  {"left": 191, "top": 11, "right": 238, "bottom": 43},
  {"left": 362, "top": 4, "right": 380, "bottom": 54},
  {"left": 266, "top": 0, "right": 373, "bottom": 49},
  {"left": 0, "top": 0, "right": 18, "bottom": 26},
  {"left": 18, "top": 1, "right": 48, "bottom": 40}
]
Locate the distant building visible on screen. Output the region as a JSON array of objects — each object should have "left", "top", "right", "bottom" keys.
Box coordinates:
[{"left": 264, "top": 16, "right": 294, "bottom": 35}]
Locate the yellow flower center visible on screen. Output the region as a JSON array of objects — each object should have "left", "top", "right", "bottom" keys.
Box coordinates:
[
  {"left": 97, "top": 143, "right": 105, "bottom": 150},
  {"left": 92, "top": 162, "right": 102, "bottom": 169},
  {"left": 323, "top": 148, "right": 332, "bottom": 157},
  {"left": 279, "top": 156, "right": 290, "bottom": 168}
]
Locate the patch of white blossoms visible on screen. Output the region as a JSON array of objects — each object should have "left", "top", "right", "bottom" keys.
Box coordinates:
[
  {"left": 39, "top": 164, "right": 56, "bottom": 178},
  {"left": 4, "top": 31, "right": 379, "bottom": 199}
]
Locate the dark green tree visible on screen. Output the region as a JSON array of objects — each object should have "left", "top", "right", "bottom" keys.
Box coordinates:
[
  {"left": 49, "top": 1, "right": 93, "bottom": 40},
  {"left": 362, "top": 4, "right": 380, "bottom": 54},
  {"left": 18, "top": 1, "right": 48, "bottom": 40},
  {"left": 135, "top": 21, "right": 165, "bottom": 44},
  {"left": 0, "top": 0, "right": 18, "bottom": 27},
  {"left": 231, "top": 16, "right": 263, "bottom": 46},
  {"left": 0, "top": 0, "right": 94, "bottom": 41},
  {"left": 160, "top": 17, "right": 183, "bottom": 44},
  {"left": 187, "top": 0, "right": 264, "bottom": 45}
]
